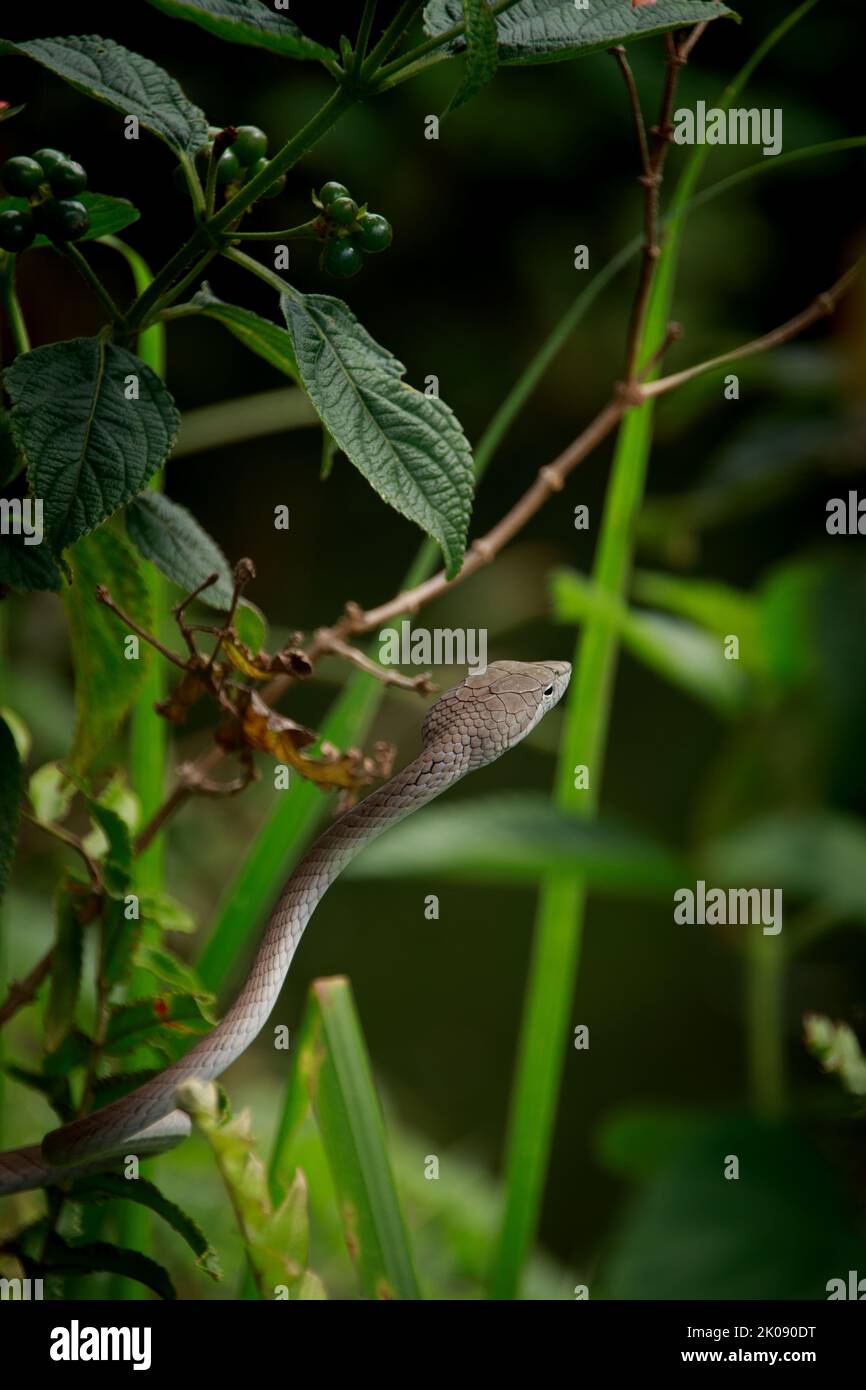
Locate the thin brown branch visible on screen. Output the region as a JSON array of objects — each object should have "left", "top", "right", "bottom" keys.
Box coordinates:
[
  {"left": 21, "top": 808, "right": 102, "bottom": 887},
  {"left": 0, "top": 948, "right": 53, "bottom": 1027},
  {"left": 610, "top": 45, "right": 650, "bottom": 174},
  {"left": 642, "top": 260, "right": 863, "bottom": 400},
  {"left": 316, "top": 631, "right": 438, "bottom": 693},
  {"left": 95, "top": 585, "right": 189, "bottom": 671},
  {"left": 622, "top": 29, "right": 696, "bottom": 381}
]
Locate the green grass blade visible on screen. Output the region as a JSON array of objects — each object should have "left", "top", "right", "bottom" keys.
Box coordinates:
[
  {"left": 488, "top": 2, "right": 819, "bottom": 1299},
  {"left": 101, "top": 236, "right": 168, "bottom": 1292},
  {"left": 297, "top": 976, "right": 421, "bottom": 1300}
]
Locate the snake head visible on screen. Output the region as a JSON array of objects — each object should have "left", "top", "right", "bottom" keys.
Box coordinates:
[{"left": 422, "top": 659, "right": 571, "bottom": 768}]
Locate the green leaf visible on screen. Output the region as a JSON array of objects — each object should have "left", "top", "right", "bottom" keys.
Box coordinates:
[
  {"left": 703, "top": 811, "right": 866, "bottom": 925},
  {"left": 45, "top": 888, "right": 84, "bottom": 1053},
  {"left": 234, "top": 599, "right": 266, "bottom": 651},
  {"left": 92, "top": 1068, "right": 161, "bottom": 1107},
  {"left": 188, "top": 286, "right": 301, "bottom": 386},
  {"left": 551, "top": 568, "right": 749, "bottom": 716},
  {"left": 348, "top": 793, "right": 685, "bottom": 894},
  {"left": 599, "top": 1116, "right": 866, "bottom": 1299},
  {"left": 0, "top": 191, "right": 139, "bottom": 248},
  {"left": 139, "top": 890, "right": 196, "bottom": 935},
  {"left": 6, "top": 338, "right": 178, "bottom": 554},
  {"left": 132, "top": 944, "right": 215, "bottom": 1003},
  {"left": 0, "top": 534, "right": 62, "bottom": 592},
  {"left": 446, "top": 0, "right": 499, "bottom": 113},
  {"left": 84, "top": 796, "right": 132, "bottom": 896},
  {"left": 68, "top": 1172, "right": 222, "bottom": 1279},
  {"left": 42, "top": 1234, "right": 176, "bottom": 1299},
  {"left": 0, "top": 714, "right": 23, "bottom": 909},
  {"left": 0, "top": 35, "right": 208, "bottom": 155},
  {"left": 105, "top": 993, "right": 212, "bottom": 1056},
  {"left": 62, "top": 527, "right": 152, "bottom": 774},
  {"left": 423, "top": 0, "right": 737, "bottom": 66},
  {"left": 0, "top": 407, "right": 23, "bottom": 485},
  {"left": 143, "top": 0, "right": 337, "bottom": 63},
  {"left": 28, "top": 762, "right": 76, "bottom": 824},
  {"left": 294, "top": 978, "right": 420, "bottom": 1300},
  {"left": 282, "top": 291, "right": 474, "bottom": 578},
  {"left": 348, "top": 795, "right": 686, "bottom": 889},
  {"left": 126, "top": 490, "right": 235, "bottom": 609}
]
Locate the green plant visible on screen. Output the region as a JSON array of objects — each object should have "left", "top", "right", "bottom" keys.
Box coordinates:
[{"left": 0, "top": 0, "right": 863, "bottom": 1302}]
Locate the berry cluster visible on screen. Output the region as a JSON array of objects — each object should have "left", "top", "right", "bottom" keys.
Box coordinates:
[
  {"left": 0, "top": 149, "right": 90, "bottom": 252},
  {"left": 178, "top": 125, "right": 285, "bottom": 202},
  {"left": 315, "top": 182, "right": 393, "bottom": 279}
]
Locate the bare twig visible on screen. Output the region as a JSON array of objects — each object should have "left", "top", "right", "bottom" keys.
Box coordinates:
[
  {"left": 610, "top": 46, "right": 650, "bottom": 174},
  {"left": 96, "top": 586, "right": 189, "bottom": 671},
  {"left": 21, "top": 809, "right": 102, "bottom": 887},
  {"left": 315, "top": 631, "right": 438, "bottom": 693},
  {"left": 0, "top": 948, "right": 53, "bottom": 1027}
]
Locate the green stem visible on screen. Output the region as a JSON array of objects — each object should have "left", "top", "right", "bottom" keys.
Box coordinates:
[
  {"left": 372, "top": 0, "right": 522, "bottom": 85},
  {"left": 123, "top": 87, "right": 354, "bottom": 335},
  {"left": 229, "top": 221, "right": 321, "bottom": 243},
  {"left": 746, "top": 930, "right": 785, "bottom": 1121},
  {"left": 361, "top": 0, "right": 427, "bottom": 78},
  {"left": 0, "top": 255, "right": 30, "bottom": 355},
  {"left": 355, "top": 0, "right": 379, "bottom": 68},
  {"left": 488, "top": 2, "right": 818, "bottom": 1300},
  {"left": 61, "top": 243, "right": 122, "bottom": 322}
]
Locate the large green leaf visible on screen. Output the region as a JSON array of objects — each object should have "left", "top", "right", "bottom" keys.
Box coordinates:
[
  {"left": 282, "top": 291, "right": 474, "bottom": 578},
  {"left": 62, "top": 527, "right": 152, "bottom": 774},
  {"left": 294, "top": 978, "right": 420, "bottom": 1300},
  {"left": 188, "top": 287, "right": 301, "bottom": 386},
  {"left": 143, "top": 0, "right": 337, "bottom": 63},
  {"left": 347, "top": 793, "right": 685, "bottom": 893},
  {"left": 105, "top": 993, "right": 212, "bottom": 1057},
  {"left": 126, "top": 490, "right": 235, "bottom": 609},
  {"left": 0, "top": 714, "right": 23, "bottom": 909},
  {"left": 599, "top": 1115, "right": 866, "bottom": 1299},
  {"left": 423, "top": 0, "right": 737, "bottom": 65},
  {"left": 0, "top": 192, "right": 138, "bottom": 249},
  {"left": 68, "top": 1172, "right": 221, "bottom": 1279},
  {"left": 0, "top": 35, "right": 208, "bottom": 155},
  {"left": 703, "top": 811, "right": 866, "bottom": 925},
  {"left": 5, "top": 338, "right": 179, "bottom": 554}
]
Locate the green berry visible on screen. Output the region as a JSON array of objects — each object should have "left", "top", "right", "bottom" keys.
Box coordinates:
[
  {"left": 0, "top": 207, "right": 35, "bottom": 253},
  {"left": 245, "top": 158, "right": 285, "bottom": 199},
  {"left": 318, "top": 181, "right": 349, "bottom": 206},
  {"left": 357, "top": 213, "right": 392, "bottom": 253},
  {"left": 216, "top": 148, "right": 241, "bottom": 185},
  {"left": 233, "top": 124, "right": 268, "bottom": 165},
  {"left": 328, "top": 196, "right": 357, "bottom": 226},
  {"left": 321, "top": 237, "right": 363, "bottom": 279},
  {"left": 34, "top": 198, "right": 90, "bottom": 243},
  {"left": 49, "top": 158, "right": 87, "bottom": 197},
  {"left": 2, "top": 155, "right": 45, "bottom": 195},
  {"left": 33, "top": 148, "right": 67, "bottom": 177}
]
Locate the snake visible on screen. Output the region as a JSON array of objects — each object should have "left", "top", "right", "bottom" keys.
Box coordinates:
[{"left": 0, "top": 660, "right": 570, "bottom": 1196}]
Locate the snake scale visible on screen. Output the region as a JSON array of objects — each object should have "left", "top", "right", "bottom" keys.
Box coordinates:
[{"left": 0, "top": 660, "right": 570, "bottom": 1196}]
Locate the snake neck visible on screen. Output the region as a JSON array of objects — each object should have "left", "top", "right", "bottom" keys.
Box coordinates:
[{"left": 42, "top": 743, "right": 462, "bottom": 1167}]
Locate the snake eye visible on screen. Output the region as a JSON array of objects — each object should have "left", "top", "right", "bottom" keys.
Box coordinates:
[{"left": 543, "top": 684, "right": 554, "bottom": 697}]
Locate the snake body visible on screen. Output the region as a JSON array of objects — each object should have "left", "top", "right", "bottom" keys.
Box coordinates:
[{"left": 0, "top": 660, "right": 570, "bottom": 1196}]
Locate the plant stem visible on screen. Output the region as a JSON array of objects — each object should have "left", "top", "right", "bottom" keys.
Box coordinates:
[
  {"left": 60, "top": 243, "right": 122, "bottom": 322},
  {"left": 355, "top": 0, "right": 379, "bottom": 68},
  {"left": 361, "top": 0, "right": 427, "bottom": 78},
  {"left": 746, "top": 930, "right": 785, "bottom": 1120},
  {"left": 0, "top": 255, "right": 30, "bottom": 355},
  {"left": 371, "top": 0, "right": 521, "bottom": 86},
  {"left": 122, "top": 87, "right": 355, "bottom": 335}
]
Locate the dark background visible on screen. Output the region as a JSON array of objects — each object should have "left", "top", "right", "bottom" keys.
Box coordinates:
[{"left": 2, "top": 0, "right": 866, "bottom": 1296}]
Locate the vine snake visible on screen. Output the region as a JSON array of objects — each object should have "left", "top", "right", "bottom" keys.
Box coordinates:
[{"left": 0, "top": 660, "right": 571, "bottom": 1196}]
